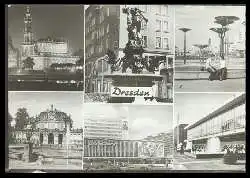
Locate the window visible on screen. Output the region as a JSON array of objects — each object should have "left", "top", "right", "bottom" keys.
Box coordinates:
[
  {"left": 162, "top": 5, "right": 168, "bottom": 16},
  {"left": 156, "top": 37, "right": 161, "bottom": 48},
  {"left": 91, "top": 18, "right": 95, "bottom": 26},
  {"left": 106, "top": 7, "right": 110, "bottom": 16},
  {"left": 163, "top": 38, "right": 169, "bottom": 49},
  {"left": 139, "top": 5, "right": 147, "bottom": 12},
  {"left": 99, "top": 12, "right": 105, "bottom": 23},
  {"left": 141, "top": 20, "right": 147, "bottom": 30},
  {"left": 156, "top": 20, "right": 161, "bottom": 32},
  {"left": 106, "top": 38, "right": 109, "bottom": 49},
  {"left": 101, "top": 27, "right": 105, "bottom": 36},
  {"left": 142, "top": 36, "right": 147, "bottom": 48},
  {"left": 163, "top": 21, "right": 168, "bottom": 32},
  {"left": 106, "top": 24, "right": 109, "bottom": 33},
  {"left": 114, "top": 41, "right": 118, "bottom": 49},
  {"left": 156, "top": 5, "right": 161, "bottom": 15}
]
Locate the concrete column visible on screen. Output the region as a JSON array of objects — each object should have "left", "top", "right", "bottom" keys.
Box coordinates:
[
  {"left": 128, "top": 141, "right": 130, "bottom": 157},
  {"left": 90, "top": 145, "right": 93, "bottom": 157},
  {"left": 206, "top": 137, "right": 221, "bottom": 153},
  {"left": 116, "top": 143, "right": 118, "bottom": 157},
  {"left": 120, "top": 141, "right": 122, "bottom": 157},
  {"left": 124, "top": 142, "right": 126, "bottom": 157},
  {"left": 132, "top": 142, "right": 135, "bottom": 157}
]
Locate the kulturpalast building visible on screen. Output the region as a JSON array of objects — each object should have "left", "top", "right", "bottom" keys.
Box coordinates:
[
  {"left": 185, "top": 93, "right": 245, "bottom": 155},
  {"left": 85, "top": 5, "right": 173, "bottom": 101},
  {"left": 10, "top": 6, "right": 80, "bottom": 70}
]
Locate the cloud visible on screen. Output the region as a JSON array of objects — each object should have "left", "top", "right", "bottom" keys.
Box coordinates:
[{"left": 130, "top": 117, "right": 167, "bottom": 139}]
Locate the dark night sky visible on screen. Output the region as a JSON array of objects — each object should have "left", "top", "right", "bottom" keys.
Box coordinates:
[{"left": 7, "top": 4, "right": 84, "bottom": 52}]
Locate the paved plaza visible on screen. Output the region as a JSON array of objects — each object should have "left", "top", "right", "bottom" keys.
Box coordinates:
[
  {"left": 175, "top": 78, "right": 245, "bottom": 92},
  {"left": 173, "top": 154, "right": 245, "bottom": 172}
]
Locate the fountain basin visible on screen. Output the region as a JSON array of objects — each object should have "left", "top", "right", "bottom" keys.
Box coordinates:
[
  {"left": 104, "top": 73, "right": 164, "bottom": 103},
  {"left": 104, "top": 73, "right": 163, "bottom": 87}
]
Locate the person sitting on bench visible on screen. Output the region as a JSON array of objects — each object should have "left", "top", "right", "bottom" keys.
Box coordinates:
[{"left": 218, "top": 57, "right": 227, "bottom": 81}]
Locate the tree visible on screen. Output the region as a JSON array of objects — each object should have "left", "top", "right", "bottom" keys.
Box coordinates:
[
  {"left": 22, "top": 57, "right": 35, "bottom": 70},
  {"left": 210, "top": 16, "right": 239, "bottom": 59},
  {"left": 8, "top": 113, "right": 15, "bottom": 144},
  {"left": 15, "top": 108, "right": 29, "bottom": 130}
]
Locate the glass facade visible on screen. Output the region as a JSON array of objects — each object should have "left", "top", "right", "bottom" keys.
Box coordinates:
[{"left": 187, "top": 103, "right": 245, "bottom": 140}]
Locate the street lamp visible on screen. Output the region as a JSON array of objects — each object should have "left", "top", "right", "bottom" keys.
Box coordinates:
[
  {"left": 210, "top": 16, "right": 239, "bottom": 59},
  {"left": 179, "top": 28, "right": 192, "bottom": 64}
]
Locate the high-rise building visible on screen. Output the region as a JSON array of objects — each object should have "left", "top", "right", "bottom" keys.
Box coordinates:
[
  {"left": 83, "top": 115, "right": 129, "bottom": 140},
  {"left": 174, "top": 124, "right": 188, "bottom": 147},
  {"left": 85, "top": 5, "right": 174, "bottom": 95}
]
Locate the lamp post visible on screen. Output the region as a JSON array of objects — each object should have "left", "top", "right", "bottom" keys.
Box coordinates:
[
  {"left": 210, "top": 16, "right": 239, "bottom": 59},
  {"left": 179, "top": 28, "right": 191, "bottom": 64}
]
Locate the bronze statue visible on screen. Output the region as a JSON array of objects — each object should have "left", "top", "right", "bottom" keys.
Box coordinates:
[{"left": 104, "top": 7, "right": 160, "bottom": 74}]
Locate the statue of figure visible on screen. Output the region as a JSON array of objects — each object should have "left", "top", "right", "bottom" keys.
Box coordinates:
[
  {"left": 104, "top": 7, "right": 149, "bottom": 74},
  {"left": 123, "top": 7, "right": 148, "bottom": 43}
]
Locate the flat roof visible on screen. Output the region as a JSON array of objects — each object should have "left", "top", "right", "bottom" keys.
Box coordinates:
[{"left": 185, "top": 93, "right": 245, "bottom": 130}]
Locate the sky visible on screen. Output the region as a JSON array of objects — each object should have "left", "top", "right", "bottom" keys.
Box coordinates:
[
  {"left": 174, "top": 5, "right": 246, "bottom": 51},
  {"left": 174, "top": 93, "right": 243, "bottom": 127},
  {"left": 7, "top": 4, "right": 84, "bottom": 52},
  {"left": 8, "top": 93, "right": 172, "bottom": 139},
  {"left": 82, "top": 104, "right": 173, "bottom": 140},
  {"left": 8, "top": 92, "right": 84, "bottom": 128}
]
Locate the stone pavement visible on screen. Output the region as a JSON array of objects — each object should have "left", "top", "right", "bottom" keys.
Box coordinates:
[
  {"left": 175, "top": 78, "right": 245, "bottom": 92},
  {"left": 173, "top": 154, "right": 245, "bottom": 171}
]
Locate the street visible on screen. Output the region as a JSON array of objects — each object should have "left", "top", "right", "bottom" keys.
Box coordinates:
[
  {"left": 175, "top": 78, "right": 245, "bottom": 92},
  {"left": 173, "top": 153, "right": 245, "bottom": 171}
]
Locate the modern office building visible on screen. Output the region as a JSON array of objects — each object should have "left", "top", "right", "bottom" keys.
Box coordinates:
[
  {"left": 85, "top": 5, "right": 174, "bottom": 100},
  {"left": 19, "top": 6, "right": 80, "bottom": 71},
  {"left": 185, "top": 93, "right": 245, "bottom": 154},
  {"left": 174, "top": 124, "right": 188, "bottom": 147},
  {"left": 83, "top": 115, "right": 129, "bottom": 140}
]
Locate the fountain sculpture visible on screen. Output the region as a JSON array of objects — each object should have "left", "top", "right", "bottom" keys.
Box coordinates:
[{"left": 103, "top": 7, "right": 166, "bottom": 103}]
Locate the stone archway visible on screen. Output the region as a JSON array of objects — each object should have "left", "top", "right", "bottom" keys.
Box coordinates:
[
  {"left": 40, "top": 133, "right": 43, "bottom": 144},
  {"left": 48, "top": 133, "right": 54, "bottom": 144},
  {"left": 58, "top": 134, "right": 63, "bottom": 145}
]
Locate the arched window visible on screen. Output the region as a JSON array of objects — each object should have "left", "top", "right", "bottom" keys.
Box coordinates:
[{"left": 48, "top": 133, "right": 54, "bottom": 144}]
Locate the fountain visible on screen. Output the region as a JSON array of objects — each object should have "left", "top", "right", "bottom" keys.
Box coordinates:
[{"left": 103, "top": 7, "right": 164, "bottom": 104}]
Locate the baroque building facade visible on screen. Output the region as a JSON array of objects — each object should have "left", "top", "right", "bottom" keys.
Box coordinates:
[
  {"left": 19, "top": 6, "right": 80, "bottom": 71},
  {"left": 14, "top": 105, "right": 83, "bottom": 146}
]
